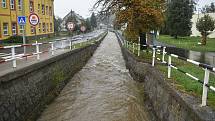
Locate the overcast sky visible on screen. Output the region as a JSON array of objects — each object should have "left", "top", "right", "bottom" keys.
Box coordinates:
[
  {"left": 54, "top": 0, "right": 215, "bottom": 19},
  {"left": 54, "top": 0, "right": 97, "bottom": 18}
]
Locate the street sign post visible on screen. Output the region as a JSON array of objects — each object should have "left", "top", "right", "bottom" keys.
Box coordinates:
[
  {"left": 29, "top": 13, "right": 40, "bottom": 26},
  {"left": 67, "top": 22, "right": 75, "bottom": 31},
  {"left": 80, "top": 26, "right": 86, "bottom": 32},
  {"left": 29, "top": 13, "right": 40, "bottom": 54},
  {"left": 18, "top": 16, "right": 27, "bottom": 55},
  {"left": 18, "top": 16, "right": 26, "bottom": 25}
]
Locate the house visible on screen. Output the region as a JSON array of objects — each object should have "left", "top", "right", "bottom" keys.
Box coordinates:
[
  {"left": 61, "top": 10, "right": 84, "bottom": 31},
  {"left": 0, "top": 0, "right": 54, "bottom": 41},
  {"left": 191, "top": 13, "right": 215, "bottom": 38}
]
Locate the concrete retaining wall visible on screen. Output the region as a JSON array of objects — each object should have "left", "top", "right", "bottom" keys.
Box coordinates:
[
  {"left": 117, "top": 34, "right": 215, "bottom": 121},
  {"left": 0, "top": 34, "right": 106, "bottom": 121}
]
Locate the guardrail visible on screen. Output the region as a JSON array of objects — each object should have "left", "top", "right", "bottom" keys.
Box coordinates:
[
  {"left": 115, "top": 32, "right": 215, "bottom": 107},
  {"left": 0, "top": 32, "right": 106, "bottom": 68}
]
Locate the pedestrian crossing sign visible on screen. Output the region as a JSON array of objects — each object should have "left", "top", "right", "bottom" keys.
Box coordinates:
[{"left": 18, "top": 16, "right": 26, "bottom": 25}]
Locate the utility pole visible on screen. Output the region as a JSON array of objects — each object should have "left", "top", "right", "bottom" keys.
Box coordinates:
[{"left": 21, "top": 0, "right": 26, "bottom": 54}]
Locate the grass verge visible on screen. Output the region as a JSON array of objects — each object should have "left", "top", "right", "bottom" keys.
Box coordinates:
[
  {"left": 126, "top": 42, "right": 215, "bottom": 109},
  {"left": 158, "top": 35, "right": 215, "bottom": 52}
]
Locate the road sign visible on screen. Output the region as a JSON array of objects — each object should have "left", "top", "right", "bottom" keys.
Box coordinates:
[
  {"left": 80, "top": 26, "right": 86, "bottom": 32},
  {"left": 29, "top": 13, "right": 40, "bottom": 26},
  {"left": 18, "top": 16, "right": 26, "bottom": 25},
  {"left": 67, "top": 22, "right": 75, "bottom": 31}
]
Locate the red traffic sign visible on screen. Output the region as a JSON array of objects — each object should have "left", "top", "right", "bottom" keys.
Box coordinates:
[
  {"left": 67, "top": 22, "right": 75, "bottom": 31},
  {"left": 80, "top": 26, "right": 86, "bottom": 32},
  {"left": 29, "top": 13, "right": 40, "bottom": 26}
]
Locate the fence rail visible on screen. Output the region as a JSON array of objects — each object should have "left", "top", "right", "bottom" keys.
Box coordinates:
[
  {"left": 0, "top": 32, "right": 106, "bottom": 68},
  {"left": 115, "top": 31, "right": 215, "bottom": 107}
]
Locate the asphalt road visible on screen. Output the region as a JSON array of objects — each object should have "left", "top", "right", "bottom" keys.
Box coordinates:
[
  {"left": 0, "top": 30, "right": 105, "bottom": 60},
  {"left": 0, "top": 30, "right": 106, "bottom": 72}
]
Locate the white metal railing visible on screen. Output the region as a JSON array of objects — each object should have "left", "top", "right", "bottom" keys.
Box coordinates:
[
  {"left": 0, "top": 32, "right": 106, "bottom": 68},
  {"left": 115, "top": 32, "right": 215, "bottom": 107}
]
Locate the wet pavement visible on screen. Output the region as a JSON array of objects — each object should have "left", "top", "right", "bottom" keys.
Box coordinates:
[
  {"left": 37, "top": 32, "right": 155, "bottom": 121},
  {"left": 0, "top": 30, "right": 105, "bottom": 74}
]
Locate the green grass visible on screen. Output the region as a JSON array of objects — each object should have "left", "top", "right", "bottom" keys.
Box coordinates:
[
  {"left": 72, "top": 39, "right": 97, "bottom": 49},
  {"left": 71, "top": 32, "right": 107, "bottom": 50},
  {"left": 125, "top": 42, "right": 215, "bottom": 109},
  {"left": 157, "top": 58, "right": 215, "bottom": 109},
  {"left": 158, "top": 35, "right": 215, "bottom": 52}
]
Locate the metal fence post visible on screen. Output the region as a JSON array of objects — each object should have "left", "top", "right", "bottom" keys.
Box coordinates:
[
  {"left": 61, "top": 40, "right": 64, "bottom": 50},
  {"left": 202, "top": 68, "right": 210, "bottom": 106},
  {"left": 51, "top": 42, "right": 54, "bottom": 55},
  {"left": 36, "top": 41, "right": 40, "bottom": 60},
  {"left": 11, "top": 47, "right": 16, "bottom": 68},
  {"left": 152, "top": 48, "right": 156, "bottom": 66},
  {"left": 69, "top": 40, "right": 72, "bottom": 50},
  {"left": 132, "top": 43, "right": 135, "bottom": 53},
  {"left": 162, "top": 47, "right": 166, "bottom": 63},
  {"left": 138, "top": 37, "right": 140, "bottom": 56},
  {"left": 168, "top": 55, "right": 172, "bottom": 78}
]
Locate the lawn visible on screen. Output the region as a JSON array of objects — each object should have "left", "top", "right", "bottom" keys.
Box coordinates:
[
  {"left": 126, "top": 42, "right": 215, "bottom": 109},
  {"left": 158, "top": 35, "right": 215, "bottom": 52}
]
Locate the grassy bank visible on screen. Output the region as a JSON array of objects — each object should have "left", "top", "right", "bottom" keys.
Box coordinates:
[
  {"left": 126, "top": 42, "right": 215, "bottom": 109},
  {"left": 158, "top": 35, "right": 215, "bottom": 52}
]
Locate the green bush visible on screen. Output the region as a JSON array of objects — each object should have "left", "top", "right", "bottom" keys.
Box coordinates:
[{"left": 4, "top": 36, "right": 23, "bottom": 43}]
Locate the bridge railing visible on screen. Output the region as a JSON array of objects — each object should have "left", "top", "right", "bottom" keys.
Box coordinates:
[
  {"left": 0, "top": 33, "right": 106, "bottom": 68},
  {"left": 115, "top": 31, "right": 215, "bottom": 107}
]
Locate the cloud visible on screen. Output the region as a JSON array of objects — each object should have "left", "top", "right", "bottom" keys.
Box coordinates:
[{"left": 54, "top": 0, "right": 97, "bottom": 18}]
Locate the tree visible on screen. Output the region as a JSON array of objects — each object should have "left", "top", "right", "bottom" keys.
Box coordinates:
[
  {"left": 196, "top": 14, "right": 215, "bottom": 45},
  {"left": 94, "top": 0, "right": 165, "bottom": 48},
  {"left": 166, "top": 0, "right": 195, "bottom": 39},
  {"left": 202, "top": 2, "right": 215, "bottom": 13},
  {"left": 54, "top": 16, "right": 63, "bottom": 36},
  {"left": 86, "top": 18, "right": 92, "bottom": 32},
  {"left": 90, "top": 12, "right": 97, "bottom": 29}
]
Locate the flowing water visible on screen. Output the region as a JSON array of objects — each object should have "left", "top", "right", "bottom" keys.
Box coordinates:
[{"left": 37, "top": 32, "right": 155, "bottom": 121}]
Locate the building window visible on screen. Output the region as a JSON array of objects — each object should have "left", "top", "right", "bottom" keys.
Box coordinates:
[
  {"left": 18, "top": 0, "right": 22, "bottom": 10},
  {"left": 29, "top": 1, "right": 34, "bottom": 12},
  {"left": 46, "top": 6, "right": 48, "bottom": 15},
  {"left": 49, "top": 6, "right": 52, "bottom": 16},
  {"left": 42, "top": 4, "right": 45, "bottom": 15},
  {"left": 38, "top": 23, "right": 41, "bottom": 33},
  {"left": 3, "top": 23, "right": 8, "bottom": 36},
  {"left": 50, "top": 23, "right": 52, "bottom": 32},
  {"left": 12, "top": 23, "right": 17, "bottom": 35},
  {"left": 10, "top": 0, "right": 15, "bottom": 10},
  {"left": 38, "top": 4, "right": 40, "bottom": 13},
  {"left": 2, "top": 0, "right": 6, "bottom": 8},
  {"left": 19, "top": 25, "right": 24, "bottom": 34},
  {"left": 46, "top": 23, "right": 49, "bottom": 32},
  {"left": 31, "top": 26, "right": 35, "bottom": 34},
  {"left": 42, "top": 23, "right": 45, "bottom": 33}
]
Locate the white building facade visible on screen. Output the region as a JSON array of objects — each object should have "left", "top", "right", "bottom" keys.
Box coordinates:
[{"left": 191, "top": 13, "right": 215, "bottom": 38}]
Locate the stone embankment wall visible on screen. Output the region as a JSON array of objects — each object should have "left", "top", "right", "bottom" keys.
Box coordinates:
[
  {"left": 116, "top": 33, "right": 215, "bottom": 121},
  {"left": 0, "top": 33, "right": 106, "bottom": 121}
]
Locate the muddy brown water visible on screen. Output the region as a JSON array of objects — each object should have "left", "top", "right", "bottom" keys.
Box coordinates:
[{"left": 37, "top": 32, "right": 156, "bottom": 121}]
